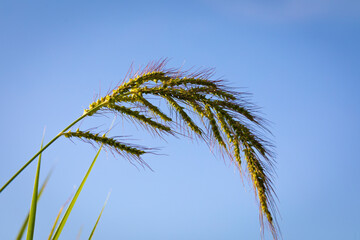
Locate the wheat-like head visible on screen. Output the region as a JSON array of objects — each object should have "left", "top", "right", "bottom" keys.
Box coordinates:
[{"left": 66, "top": 59, "right": 279, "bottom": 239}]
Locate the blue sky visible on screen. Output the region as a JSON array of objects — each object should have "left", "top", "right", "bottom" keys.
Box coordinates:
[{"left": 0, "top": 1, "right": 359, "bottom": 239}]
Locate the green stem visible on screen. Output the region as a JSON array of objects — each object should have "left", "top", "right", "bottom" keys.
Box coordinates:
[
  {"left": 26, "top": 139, "right": 43, "bottom": 240},
  {"left": 16, "top": 171, "right": 51, "bottom": 240},
  {"left": 0, "top": 102, "right": 107, "bottom": 194}
]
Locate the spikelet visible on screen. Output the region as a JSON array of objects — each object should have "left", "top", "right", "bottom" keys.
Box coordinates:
[
  {"left": 188, "top": 101, "right": 205, "bottom": 118},
  {"left": 161, "top": 77, "right": 217, "bottom": 89},
  {"left": 204, "top": 104, "right": 225, "bottom": 147},
  {"left": 106, "top": 104, "right": 171, "bottom": 133},
  {"left": 233, "top": 138, "right": 242, "bottom": 167},
  {"left": 63, "top": 130, "right": 147, "bottom": 159},
  {"left": 112, "top": 71, "right": 168, "bottom": 95},
  {"left": 215, "top": 109, "right": 233, "bottom": 144},
  {"left": 243, "top": 147, "right": 278, "bottom": 239},
  {"left": 212, "top": 100, "right": 261, "bottom": 125},
  {"left": 163, "top": 95, "right": 202, "bottom": 136},
  {"left": 188, "top": 86, "right": 236, "bottom": 101},
  {"left": 135, "top": 95, "right": 172, "bottom": 122}
]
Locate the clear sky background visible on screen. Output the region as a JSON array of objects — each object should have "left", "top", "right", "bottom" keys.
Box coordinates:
[{"left": 0, "top": 1, "right": 359, "bottom": 239}]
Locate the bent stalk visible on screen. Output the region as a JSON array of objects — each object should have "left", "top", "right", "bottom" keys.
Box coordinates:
[{"left": 0, "top": 102, "right": 106, "bottom": 193}]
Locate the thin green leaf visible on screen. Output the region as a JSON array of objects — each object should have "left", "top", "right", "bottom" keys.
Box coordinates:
[
  {"left": 47, "top": 207, "right": 63, "bottom": 240},
  {"left": 47, "top": 194, "right": 73, "bottom": 240},
  {"left": 88, "top": 191, "right": 111, "bottom": 240},
  {"left": 51, "top": 145, "right": 103, "bottom": 240},
  {"left": 26, "top": 133, "right": 45, "bottom": 240},
  {"left": 16, "top": 171, "right": 52, "bottom": 240}
]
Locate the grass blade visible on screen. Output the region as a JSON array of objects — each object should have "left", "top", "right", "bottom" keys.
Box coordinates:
[
  {"left": 16, "top": 171, "right": 52, "bottom": 240},
  {"left": 88, "top": 191, "right": 111, "bottom": 240},
  {"left": 51, "top": 145, "right": 103, "bottom": 240},
  {"left": 26, "top": 134, "right": 45, "bottom": 240},
  {"left": 47, "top": 192, "right": 73, "bottom": 240}
]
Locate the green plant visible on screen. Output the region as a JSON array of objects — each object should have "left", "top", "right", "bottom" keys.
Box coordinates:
[
  {"left": 1, "top": 60, "right": 279, "bottom": 239},
  {"left": 16, "top": 145, "right": 109, "bottom": 240}
]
